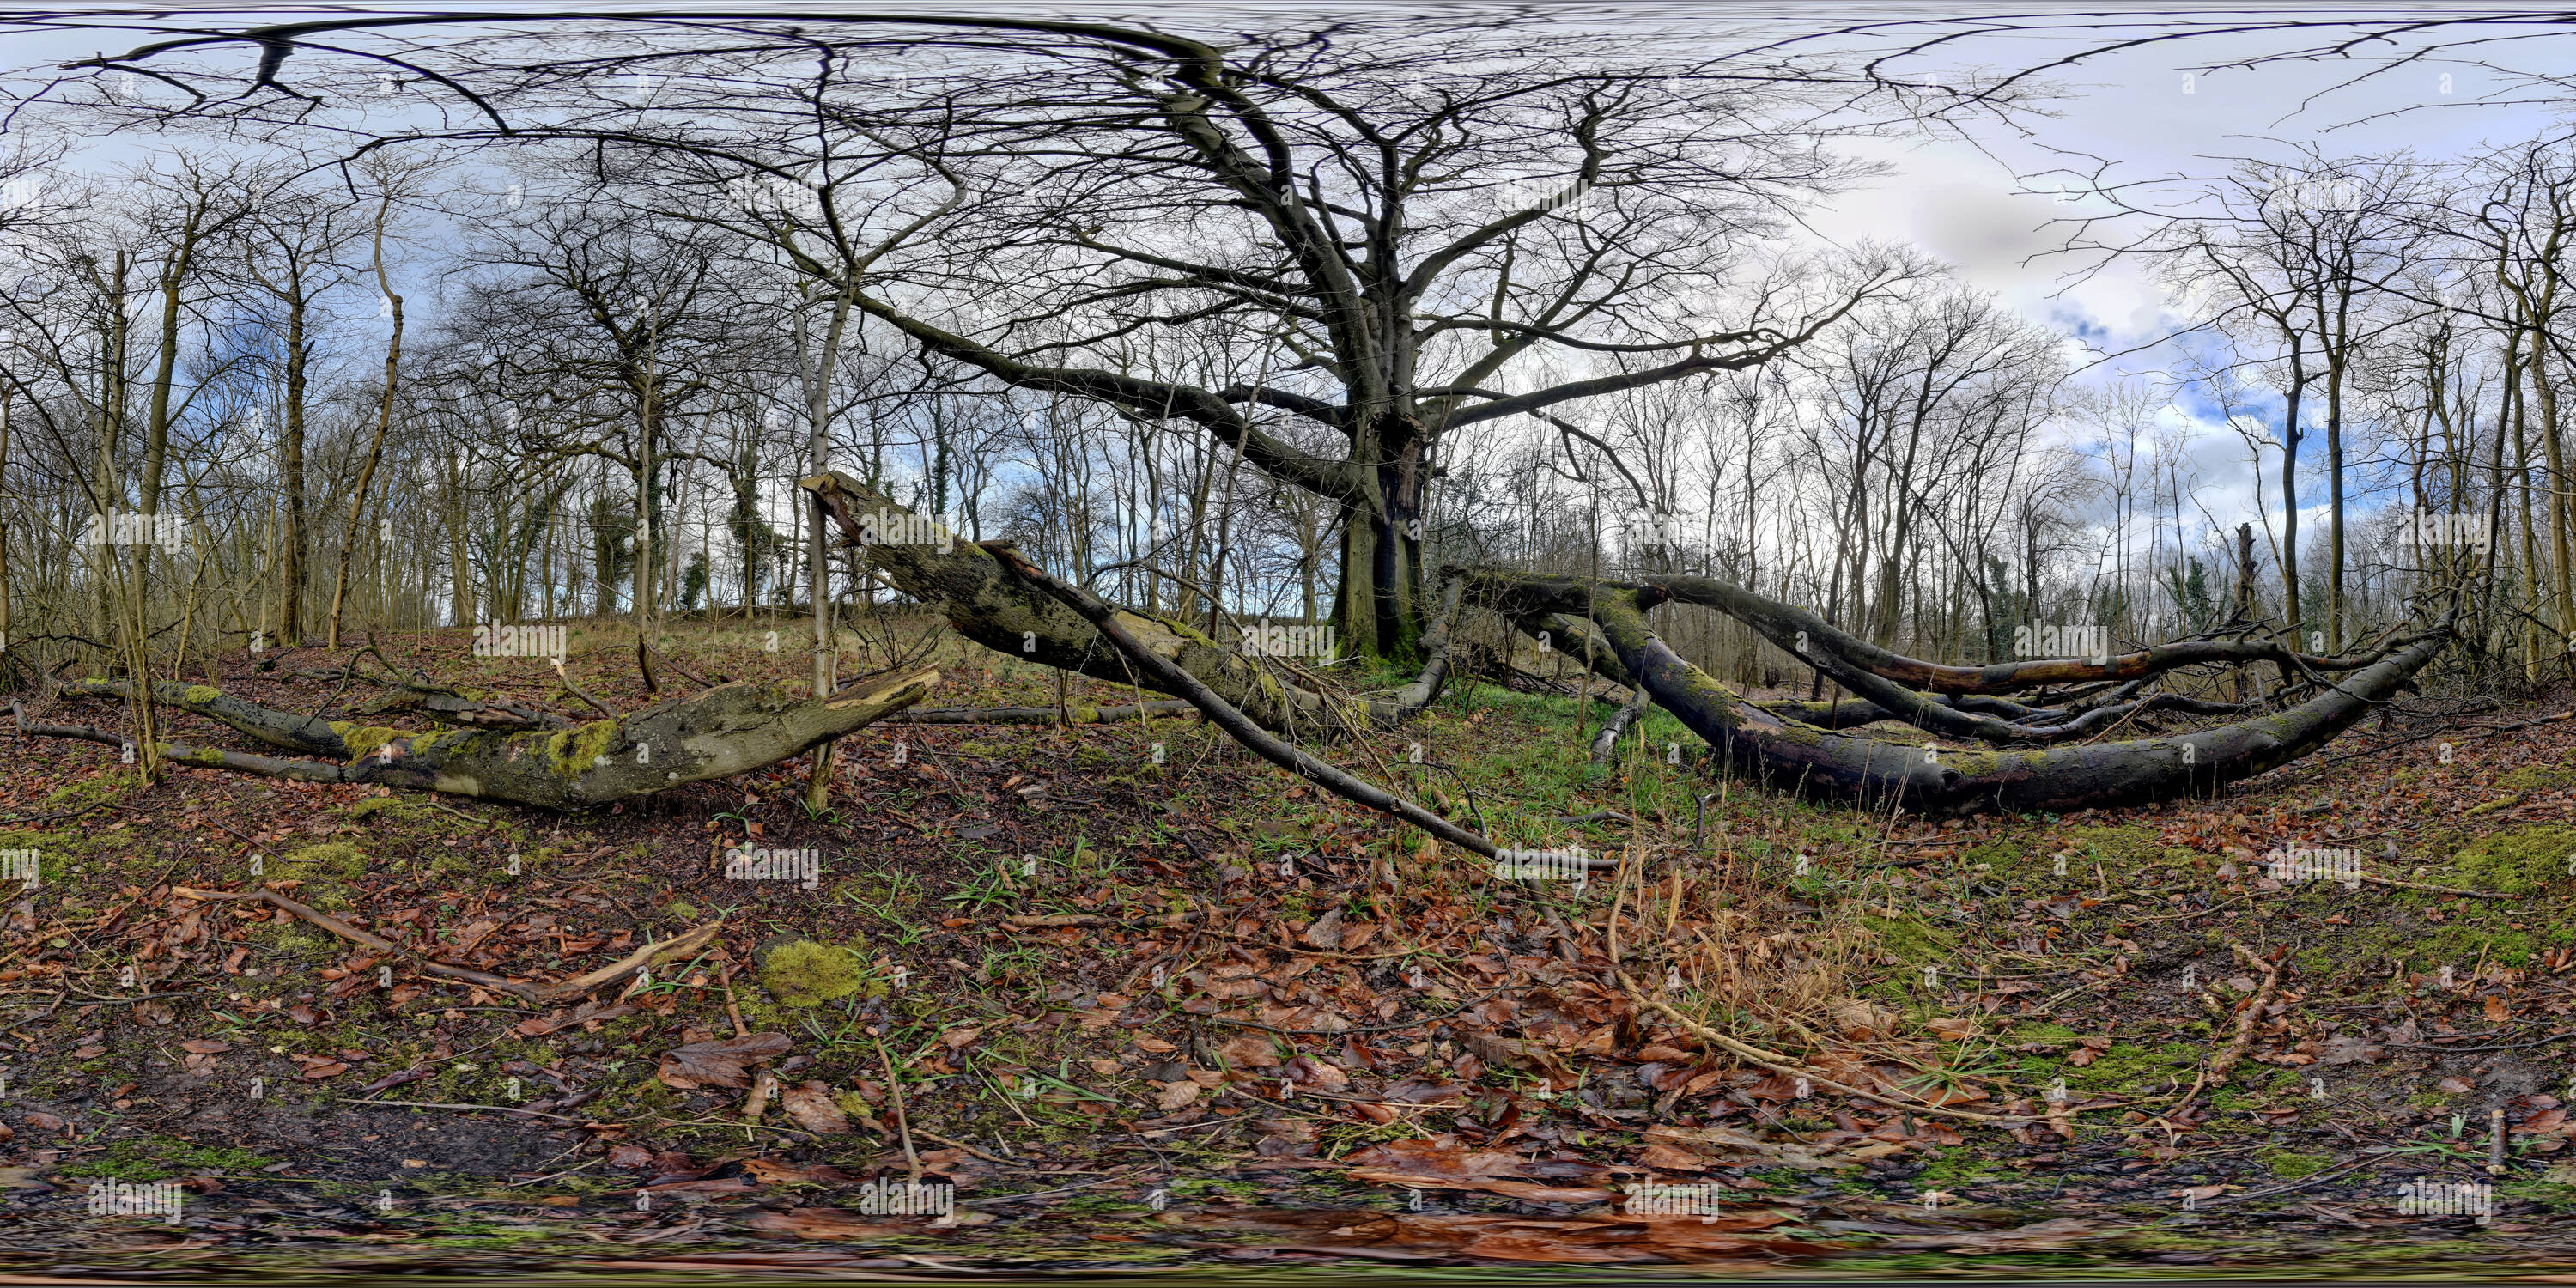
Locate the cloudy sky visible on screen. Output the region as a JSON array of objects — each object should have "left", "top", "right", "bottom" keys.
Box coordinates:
[
  {"left": 1787, "top": 9, "right": 2574, "bottom": 550},
  {"left": 7, "top": 3, "right": 2572, "bottom": 557}
]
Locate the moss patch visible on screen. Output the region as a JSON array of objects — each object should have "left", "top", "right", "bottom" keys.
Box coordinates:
[
  {"left": 757, "top": 937, "right": 866, "bottom": 1006},
  {"left": 2263, "top": 1150, "right": 2333, "bottom": 1180},
  {"left": 282, "top": 842, "right": 367, "bottom": 882},
  {"left": 2450, "top": 825, "right": 2576, "bottom": 895},
  {"left": 66, "top": 1138, "right": 273, "bottom": 1182}
]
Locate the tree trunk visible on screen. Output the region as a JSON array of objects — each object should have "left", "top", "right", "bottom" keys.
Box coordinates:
[
  {"left": 32, "top": 669, "right": 937, "bottom": 809},
  {"left": 800, "top": 471, "right": 1457, "bottom": 730},
  {"left": 280, "top": 270, "right": 309, "bottom": 645},
  {"left": 1479, "top": 573, "right": 2452, "bottom": 815},
  {"left": 328, "top": 202, "right": 403, "bottom": 649}
]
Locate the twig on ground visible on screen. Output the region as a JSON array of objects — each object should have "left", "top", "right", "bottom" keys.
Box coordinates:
[
  {"left": 343, "top": 1098, "right": 585, "bottom": 1123},
  {"left": 2163, "top": 942, "right": 2281, "bottom": 1116},
  {"left": 1614, "top": 970, "right": 2002, "bottom": 1123}
]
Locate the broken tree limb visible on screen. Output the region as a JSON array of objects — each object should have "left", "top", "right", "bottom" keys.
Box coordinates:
[
  {"left": 19, "top": 670, "right": 939, "bottom": 810},
  {"left": 539, "top": 919, "right": 726, "bottom": 1002},
  {"left": 177, "top": 885, "right": 725, "bottom": 1005},
  {"left": 175, "top": 884, "right": 544, "bottom": 1000},
  {"left": 1590, "top": 687, "right": 1650, "bottom": 765},
  {"left": 799, "top": 472, "right": 1455, "bottom": 732},
  {"left": 1468, "top": 572, "right": 2456, "bottom": 814},
  {"left": 1649, "top": 571, "right": 2398, "bottom": 695},
  {"left": 59, "top": 677, "right": 360, "bottom": 757},
  {"left": 15, "top": 707, "right": 349, "bottom": 782},
  {"left": 981, "top": 541, "right": 1502, "bottom": 860},
  {"left": 1554, "top": 574, "right": 2374, "bottom": 748}
]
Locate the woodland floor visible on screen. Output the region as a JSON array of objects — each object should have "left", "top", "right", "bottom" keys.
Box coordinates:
[{"left": 3, "top": 616, "right": 2576, "bottom": 1281}]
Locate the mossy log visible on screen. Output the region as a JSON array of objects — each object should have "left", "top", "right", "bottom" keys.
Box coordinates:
[
  {"left": 1470, "top": 571, "right": 2453, "bottom": 814},
  {"left": 21, "top": 669, "right": 938, "bottom": 809}
]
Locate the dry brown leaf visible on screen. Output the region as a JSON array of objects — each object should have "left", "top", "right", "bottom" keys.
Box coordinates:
[
  {"left": 658, "top": 1032, "right": 792, "bottom": 1090},
  {"left": 1217, "top": 1035, "right": 1283, "bottom": 1069},
  {"left": 1461, "top": 1031, "right": 1575, "bottom": 1085},
  {"left": 742, "top": 1157, "right": 858, "bottom": 1184},
  {"left": 779, "top": 1080, "right": 853, "bottom": 1134}
]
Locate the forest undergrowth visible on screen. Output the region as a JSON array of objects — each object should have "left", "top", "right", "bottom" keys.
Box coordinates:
[{"left": 0, "top": 614, "right": 2572, "bottom": 1277}]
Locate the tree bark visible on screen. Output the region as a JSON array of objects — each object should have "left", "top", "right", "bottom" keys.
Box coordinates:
[
  {"left": 1475, "top": 571, "right": 2452, "bottom": 815},
  {"left": 24, "top": 669, "right": 937, "bottom": 809},
  {"left": 798, "top": 471, "right": 1460, "bottom": 731}
]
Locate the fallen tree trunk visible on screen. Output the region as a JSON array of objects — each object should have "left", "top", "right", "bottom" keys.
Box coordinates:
[
  {"left": 1470, "top": 571, "right": 2455, "bottom": 814},
  {"left": 799, "top": 472, "right": 1457, "bottom": 732},
  {"left": 983, "top": 542, "right": 1515, "bottom": 860},
  {"left": 16, "top": 669, "right": 938, "bottom": 809},
  {"left": 1649, "top": 571, "right": 2390, "bottom": 696}
]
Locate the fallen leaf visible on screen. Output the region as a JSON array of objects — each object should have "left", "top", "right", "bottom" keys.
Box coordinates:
[
  {"left": 179, "top": 1039, "right": 230, "bottom": 1055},
  {"left": 1285, "top": 1056, "right": 1350, "bottom": 1089},
  {"left": 658, "top": 1032, "right": 792, "bottom": 1090},
  {"left": 1217, "top": 1035, "right": 1283, "bottom": 1069},
  {"left": 743, "top": 1157, "right": 858, "bottom": 1184},
  {"left": 779, "top": 1081, "right": 853, "bottom": 1134},
  {"left": 2439, "top": 1077, "right": 2476, "bottom": 1093},
  {"left": 2314, "top": 1035, "right": 2384, "bottom": 1066},
  {"left": 2487, "top": 994, "right": 2512, "bottom": 1023},
  {"left": 1303, "top": 908, "right": 1346, "bottom": 950},
  {"left": 1461, "top": 1032, "right": 1575, "bottom": 1084},
  {"left": 2516, "top": 1109, "right": 2569, "bottom": 1134}
]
